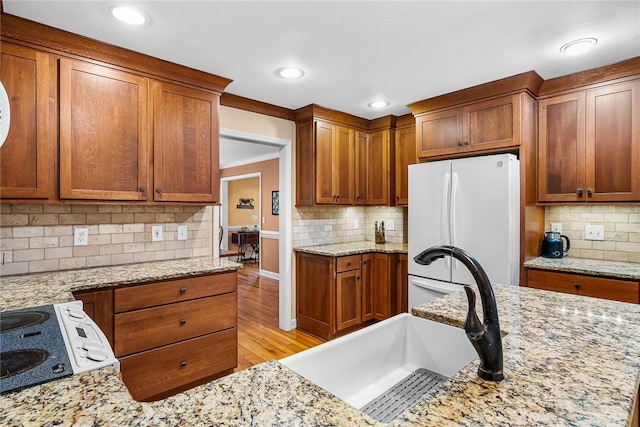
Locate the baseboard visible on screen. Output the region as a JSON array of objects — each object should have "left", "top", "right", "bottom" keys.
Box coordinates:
[{"left": 259, "top": 269, "right": 279, "bottom": 281}]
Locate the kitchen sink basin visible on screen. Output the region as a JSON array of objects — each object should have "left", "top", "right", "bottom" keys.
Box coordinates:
[{"left": 280, "top": 313, "right": 477, "bottom": 419}]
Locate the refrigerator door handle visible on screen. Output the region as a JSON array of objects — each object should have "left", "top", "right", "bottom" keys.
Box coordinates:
[
  {"left": 442, "top": 172, "right": 451, "bottom": 268},
  {"left": 410, "top": 277, "right": 459, "bottom": 294},
  {"left": 451, "top": 172, "right": 459, "bottom": 270}
]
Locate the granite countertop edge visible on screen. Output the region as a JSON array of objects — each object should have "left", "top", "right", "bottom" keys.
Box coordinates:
[
  {"left": 294, "top": 241, "right": 408, "bottom": 257},
  {"left": 524, "top": 256, "right": 640, "bottom": 280}
]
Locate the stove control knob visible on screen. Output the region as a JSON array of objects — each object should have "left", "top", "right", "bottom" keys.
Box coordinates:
[
  {"left": 68, "top": 308, "right": 84, "bottom": 319},
  {"left": 83, "top": 340, "right": 103, "bottom": 351},
  {"left": 87, "top": 349, "right": 108, "bottom": 362}
]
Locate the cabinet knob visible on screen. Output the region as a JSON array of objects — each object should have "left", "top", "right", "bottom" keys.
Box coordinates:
[
  {"left": 577, "top": 188, "right": 584, "bottom": 196},
  {"left": 457, "top": 141, "right": 463, "bottom": 146},
  {"left": 463, "top": 141, "right": 469, "bottom": 146},
  {"left": 586, "top": 188, "right": 593, "bottom": 196},
  {"left": 180, "top": 361, "right": 187, "bottom": 368},
  {"left": 346, "top": 262, "right": 351, "bottom": 266},
  {"left": 156, "top": 188, "right": 162, "bottom": 193},
  {"left": 180, "top": 319, "right": 187, "bottom": 325},
  {"left": 180, "top": 287, "right": 187, "bottom": 294},
  {"left": 140, "top": 186, "right": 146, "bottom": 193},
  {"left": 574, "top": 283, "right": 581, "bottom": 290}
]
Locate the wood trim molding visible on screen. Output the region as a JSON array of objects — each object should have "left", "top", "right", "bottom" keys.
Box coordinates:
[
  {"left": 220, "top": 93, "right": 295, "bottom": 121},
  {"left": 294, "top": 104, "right": 370, "bottom": 130},
  {"left": 538, "top": 56, "right": 640, "bottom": 97},
  {"left": 407, "top": 70, "right": 543, "bottom": 116},
  {"left": 0, "top": 12, "right": 232, "bottom": 93},
  {"left": 395, "top": 114, "right": 415, "bottom": 128}
]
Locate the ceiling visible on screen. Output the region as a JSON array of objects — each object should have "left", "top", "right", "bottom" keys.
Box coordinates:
[{"left": 3, "top": 1, "right": 640, "bottom": 165}]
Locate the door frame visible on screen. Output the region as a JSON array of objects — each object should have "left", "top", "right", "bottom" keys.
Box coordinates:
[{"left": 219, "top": 128, "right": 295, "bottom": 331}]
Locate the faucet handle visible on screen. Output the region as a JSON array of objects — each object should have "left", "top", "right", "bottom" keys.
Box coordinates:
[{"left": 463, "top": 286, "right": 484, "bottom": 338}]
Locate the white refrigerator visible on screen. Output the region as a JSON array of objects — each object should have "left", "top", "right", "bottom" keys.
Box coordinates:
[{"left": 407, "top": 153, "right": 520, "bottom": 307}]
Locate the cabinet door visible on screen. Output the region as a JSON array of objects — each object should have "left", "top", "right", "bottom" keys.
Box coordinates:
[
  {"left": 585, "top": 80, "right": 640, "bottom": 202},
  {"left": 295, "top": 119, "right": 315, "bottom": 206},
  {"left": 296, "top": 253, "right": 334, "bottom": 339},
  {"left": 373, "top": 253, "right": 397, "bottom": 320},
  {"left": 336, "top": 269, "right": 361, "bottom": 331},
  {"left": 538, "top": 92, "right": 586, "bottom": 202},
  {"left": 153, "top": 81, "right": 220, "bottom": 203},
  {"left": 397, "top": 254, "right": 408, "bottom": 313},
  {"left": 465, "top": 94, "right": 520, "bottom": 152},
  {"left": 314, "top": 120, "right": 335, "bottom": 204},
  {"left": 0, "top": 43, "right": 55, "bottom": 200},
  {"left": 366, "top": 129, "right": 390, "bottom": 205},
  {"left": 59, "top": 59, "right": 148, "bottom": 201},
  {"left": 333, "top": 124, "right": 355, "bottom": 204},
  {"left": 354, "top": 130, "right": 368, "bottom": 205},
  {"left": 361, "top": 253, "right": 374, "bottom": 322},
  {"left": 394, "top": 126, "right": 416, "bottom": 206},
  {"left": 416, "top": 108, "right": 463, "bottom": 158}
]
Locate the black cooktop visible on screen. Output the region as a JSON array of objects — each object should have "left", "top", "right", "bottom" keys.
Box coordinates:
[{"left": 0, "top": 305, "right": 72, "bottom": 394}]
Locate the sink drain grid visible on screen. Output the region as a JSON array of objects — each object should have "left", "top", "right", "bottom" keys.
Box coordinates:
[{"left": 360, "top": 368, "right": 448, "bottom": 423}]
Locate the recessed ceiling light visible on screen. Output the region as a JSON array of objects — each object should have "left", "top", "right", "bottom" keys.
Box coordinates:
[
  {"left": 275, "top": 67, "right": 305, "bottom": 79},
  {"left": 559, "top": 38, "right": 597, "bottom": 56},
  {"left": 111, "top": 6, "right": 146, "bottom": 26},
  {"left": 368, "top": 100, "right": 390, "bottom": 109}
]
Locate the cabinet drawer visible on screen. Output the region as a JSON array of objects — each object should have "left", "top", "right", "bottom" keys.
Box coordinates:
[
  {"left": 119, "top": 328, "right": 237, "bottom": 402},
  {"left": 114, "top": 272, "right": 236, "bottom": 312},
  {"left": 114, "top": 293, "right": 237, "bottom": 357},
  {"left": 336, "top": 255, "right": 361, "bottom": 272},
  {"left": 527, "top": 269, "right": 639, "bottom": 304}
]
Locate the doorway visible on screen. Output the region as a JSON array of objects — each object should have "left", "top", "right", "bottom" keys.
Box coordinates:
[{"left": 218, "top": 128, "right": 294, "bottom": 331}]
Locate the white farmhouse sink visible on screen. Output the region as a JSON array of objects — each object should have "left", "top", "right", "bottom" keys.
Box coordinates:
[{"left": 280, "top": 313, "right": 477, "bottom": 412}]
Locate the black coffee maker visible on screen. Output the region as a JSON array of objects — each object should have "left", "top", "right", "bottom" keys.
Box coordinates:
[{"left": 540, "top": 231, "right": 570, "bottom": 258}]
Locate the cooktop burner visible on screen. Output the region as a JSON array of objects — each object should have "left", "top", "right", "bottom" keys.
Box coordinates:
[
  {"left": 0, "top": 305, "right": 72, "bottom": 394},
  {"left": 0, "top": 310, "right": 50, "bottom": 332},
  {"left": 0, "top": 349, "right": 49, "bottom": 379}
]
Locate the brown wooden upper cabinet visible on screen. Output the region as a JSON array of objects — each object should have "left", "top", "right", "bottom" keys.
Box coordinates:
[
  {"left": 394, "top": 121, "right": 417, "bottom": 206},
  {"left": 59, "top": 58, "right": 149, "bottom": 201},
  {"left": 295, "top": 105, "right": 396, "bottom": 207},
  {"left": 415, "top": 94, "right": 521, "bottom": 159},
  {"left": 355, "top": 129, "right": 391, "bottom": 205},
  {"left": 152, "top": 82, "right": 220, "bottom": 203},
  {"left": 315, "top": 120, "right": 355, "bottom": 205},
  {"left": 538, "top": 79, "right": 640, "bottom": 202},
  {"left": 0, "top": 43, "right": 56, "bottom": 200}
]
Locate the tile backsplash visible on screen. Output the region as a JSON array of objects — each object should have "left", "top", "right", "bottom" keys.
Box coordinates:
[
  {"left": 293, "top": 205, "right": 406, "bottom": 247},
  {"left": 0, "top": 204, "right": 212, "bottom": 276},
  {"left": 545, "top": 205, "right": 640, "bottom": 263}
]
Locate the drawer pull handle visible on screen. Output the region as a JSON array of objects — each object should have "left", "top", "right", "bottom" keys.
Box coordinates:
[
  {"left": 180, "top": 319, "right": 187, "bottom": 325},
  {"left": 180, "top": 287, "right": 187, "bottom": 294},
  {"left": 347, "top": 262, "right": 351, "bottom": 266},
  {"left": 574, "top": 283, "right": 581, "bottom": 290},
  {"left": 180, "top": 361, "right": 187, "bottom": 368}
]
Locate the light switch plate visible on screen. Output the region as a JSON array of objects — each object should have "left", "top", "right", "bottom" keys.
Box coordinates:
[
  {"left": 74, "top": 228, "right": 89, "bottom": 246},
  {"left": 585, "top": 224, "right": 604, "bottom": 241},
  {"left": 177, "top": 225, "right": 187, "bottom": 241},
  {"left": 551, "top": 223, "right": 562, "bottom": 233},
  {"left": 152, "top": 225, "right": 163, "bottom": 242},
  {"left": 386, "top": 220, "right": 395, "bottom": 231}
]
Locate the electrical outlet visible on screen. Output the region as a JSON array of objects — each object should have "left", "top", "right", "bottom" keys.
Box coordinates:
[
  {"left": 551, "top": 223, "right": 562, "bottom": 233},
  {"left": 177, "top": 225, "right": 187, "bottom": 241},
  {"left": 386, "top": 220, "right": 395, "bottom": 231},
  {"left": 152, "top": 225, "right": 163, "bottom": 242},
  {"left": 74, "top": 228, "right": 89, "bottom": 246},
  {"left": 585, "top": 224, "right": 604, "bottom": 241}
]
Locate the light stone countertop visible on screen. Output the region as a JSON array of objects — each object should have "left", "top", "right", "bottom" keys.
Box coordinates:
[
  {"left": 294, "top": 241, "right": 408, "bottom": 257},
  {"left": 2, "top": 258, "right": 640, "bottom": 426},
  {"left": 0, "top": 256, "right": 242, "bottom": 311},
  {"left": 524, "top": 256, "right": 640, "bottom": 280}
]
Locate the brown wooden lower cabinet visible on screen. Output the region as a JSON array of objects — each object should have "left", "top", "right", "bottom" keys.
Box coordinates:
[
  {"left": 526, "top": 268, "right": 640, "bottom": 304},
  {"left": 74, "top": 271, "right": 238, "bottom": 401},
  {"left": 119, "top": 328, "right": 237, "bottom": 402},
  {"left": 296, "top": 251, "right": 404, "bottom": 340}
]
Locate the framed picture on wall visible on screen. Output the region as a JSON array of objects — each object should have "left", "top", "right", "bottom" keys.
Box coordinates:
[{"left": 272, "top": 191, "right": 279, "bottom": 215}]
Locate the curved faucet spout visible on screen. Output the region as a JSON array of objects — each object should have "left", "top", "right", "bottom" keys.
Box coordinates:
[{"left": 414, "top": 245, "right": 504, "bottom": 381}]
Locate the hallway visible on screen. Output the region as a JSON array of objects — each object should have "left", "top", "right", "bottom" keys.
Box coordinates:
[{"left": 236, "top": 263, "right": 323, "bottom": 371}]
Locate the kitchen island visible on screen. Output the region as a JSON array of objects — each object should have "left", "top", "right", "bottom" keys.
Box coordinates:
[{"left": 1, "top": 260, "right": 639, "bottom": 425}]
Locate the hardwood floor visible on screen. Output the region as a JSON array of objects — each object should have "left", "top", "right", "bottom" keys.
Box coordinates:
[{"left": 236, "top": 262, "right": 323, "bottom": 371}]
